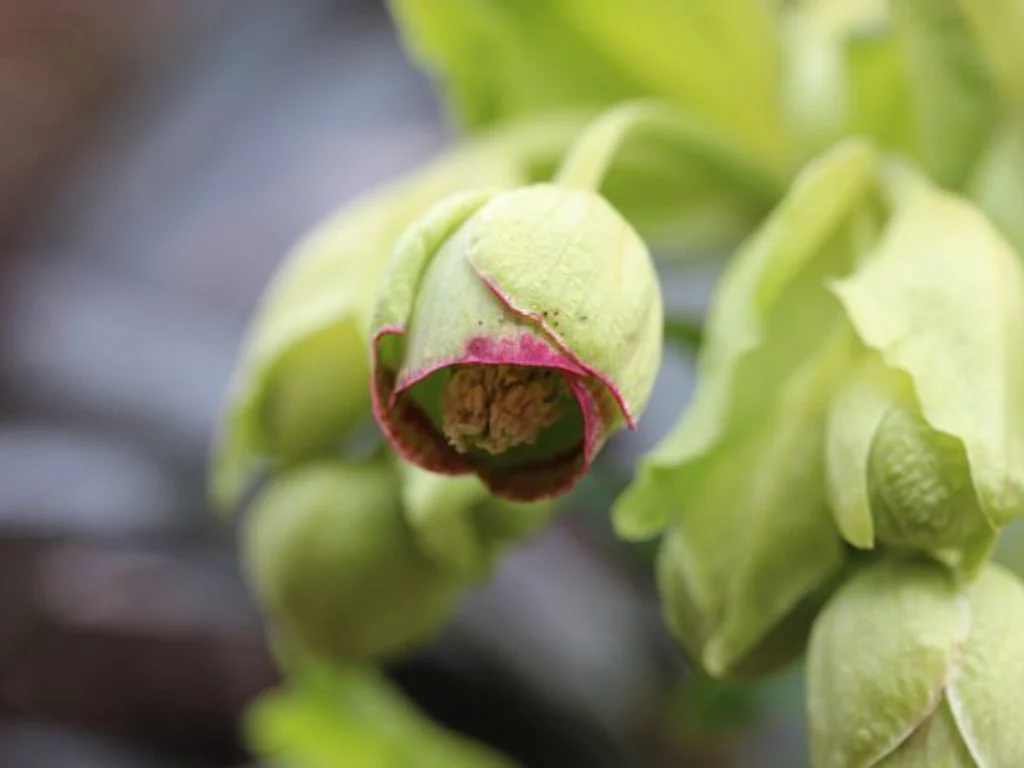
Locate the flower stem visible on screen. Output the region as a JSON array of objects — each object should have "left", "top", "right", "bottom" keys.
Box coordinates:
[{"left": 553, "top": 99, "right": 785, "bottom": 200}]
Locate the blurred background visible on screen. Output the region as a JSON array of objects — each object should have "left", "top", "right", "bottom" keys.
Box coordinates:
[{"left": 0, "top": 1, "right": 814, "bottom": 765}]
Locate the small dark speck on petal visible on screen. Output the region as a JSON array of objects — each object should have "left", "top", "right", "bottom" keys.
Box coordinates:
[{"left": 579, "top": 315, "right": 588, "bottom": 322}]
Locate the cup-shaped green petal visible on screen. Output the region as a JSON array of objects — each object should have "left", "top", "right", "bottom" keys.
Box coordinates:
[
  {"left": 243, "top": 459, "right": 460, "bottom": 663},
  {"left": 833, "top": 175, "right": 1024, "bottom": 535},
  {"left": 870, "top": 404, "right": 992, "bottom": 553},
  {"left": 826, "top": 354, "right": 996, "bottom": 569},
  {"left": 372, "top": 184, "right": 662, "bottom": 501},
  {"left": 808, "top": 558, "right": 1024, "bottom": 768}
]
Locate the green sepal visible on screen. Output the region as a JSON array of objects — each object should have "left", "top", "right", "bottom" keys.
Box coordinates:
[
  {"left": 807, "top": 558, "right": 969, "bottom": 768},
  {"left": 808, "top": 559, "right": 1024, "bottom": 768},
  {"left": 467, "top": 184, "right": 663, "bottom": 424},
  {"left": 615, "top": 139, "right": 880, "bottom": 540},
  {"left": 833, "top": 174, "right": 1024, "bottom": 531},
  {"left": 826, "top": 352, "right": 998, "bottom": 568},
  {"left": 613, "top": 140, "right": 883, "bottom": 677}
]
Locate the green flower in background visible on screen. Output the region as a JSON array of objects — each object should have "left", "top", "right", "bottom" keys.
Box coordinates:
[
  {"left": 245, "top": 459, "right": 459, "bottom": 662},
  {"left": 616, "top": 142, "right": 1024, "bottom": 678},
  {"left": 807, "top": 558, "right": 1024, "bottom": 767},
  {"left": 370, "top": 183, "right": 663, "bottom": 501},
  {"left": 827, "top": 173, "right": 1024, "bottom": 572},
  {"left": 245, "top": 458, "right": 549, "bottom": 663},
  {"left": 614, "top": 139, "right": 880, "bottom": 677}
]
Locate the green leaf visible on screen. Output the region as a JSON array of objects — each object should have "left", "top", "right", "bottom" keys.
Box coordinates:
[
  {"left": 388, "top": 0, "right": 640, "bottom": 130},
  {"left": 552, "top": 0, "right": 789, "bottom": 168},
  {"left": 833, "top": 177, "right": 1024, "bottom": 529},
  {"left": 890, "top": 0, "right": 999, "bottom": 189},
  {"left": 782, "top": 0, "right": 917, "bottom": 161},
  {"left": 247, "top": 660, "right": 517, "bottom": 768},
  {"left": 843, "top": 19, "right": 919, "bottom": 160},
  {"left": 389, "top": 0, "right": 790, "bottom": 170},
  {"left": 968, "top": 121, "right": 1024, "bottom": 257},
  {"left": 614, "top": 140, "right": 881, "bottom": 676},
  {"left": 957, "top": 0, "right": 1024, "bottom": 109}
]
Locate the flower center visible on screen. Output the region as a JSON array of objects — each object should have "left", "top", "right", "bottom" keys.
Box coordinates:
[{"left": 442, "top": 364, "right": 563, "bottom": 455}]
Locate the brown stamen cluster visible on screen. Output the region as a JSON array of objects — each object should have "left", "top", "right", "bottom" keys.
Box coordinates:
[{"left": 442, "top": 364, "right": 563, "bottom": 454}]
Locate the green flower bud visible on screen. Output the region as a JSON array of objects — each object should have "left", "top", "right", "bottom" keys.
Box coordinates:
[
  {"left": 243, "top": 459, "right": 460, "bottom": 662},
  {"left": 826, "top": 356, "right": 996, "bottom": 565},
  {"left": 808, "top": 558, "right": 1024, "bottom": 768},
  {"left": 371, "top": 184, "right": 662, "bottom": 501}
]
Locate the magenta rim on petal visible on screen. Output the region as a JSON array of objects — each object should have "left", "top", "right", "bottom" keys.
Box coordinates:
[{"left": 372, "top": 325, "right": 610, "bottom": 501}]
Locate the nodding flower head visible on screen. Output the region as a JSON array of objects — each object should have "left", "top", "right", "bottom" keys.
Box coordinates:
[{"left": 371, "top": 185, "right": 663, "bottom": 501}]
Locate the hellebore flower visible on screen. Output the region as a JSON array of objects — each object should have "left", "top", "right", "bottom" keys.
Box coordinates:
[
  {"left": 210, "top": 116, "right": 584, "bottom": 512},
  {"left": 244, "top": 457, "right": 552, "bottom": 663},
  {"left": 613, "top": 139, "right": 880, "bottom": 676},
  {"left": 371, "top": 184, "right": 663, "bottom": 501},
  {"left": 807, "top": 558, "right": 1024, "bottom": 768},
  {"left": 826, "top": 176, "right": 1024, "bottom": 571}
]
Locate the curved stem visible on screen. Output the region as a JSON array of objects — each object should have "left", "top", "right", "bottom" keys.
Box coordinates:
[{"left": 554, "top": 99, "right": 785, "bottom": 200}]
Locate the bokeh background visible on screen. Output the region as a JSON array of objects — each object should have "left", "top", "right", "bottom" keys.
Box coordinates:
[{"left": 0, "top": 0, "right": 923, "bottom": 765}]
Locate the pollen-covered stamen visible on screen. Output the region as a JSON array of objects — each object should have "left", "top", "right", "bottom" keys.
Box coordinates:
[{"left": 443, "top": 364, "right": 563, "bottom": 454}]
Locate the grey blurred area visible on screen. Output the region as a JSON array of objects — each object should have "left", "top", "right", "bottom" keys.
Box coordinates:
[{"left": 0, "top": 1, "right": 802, "bottom": 766}]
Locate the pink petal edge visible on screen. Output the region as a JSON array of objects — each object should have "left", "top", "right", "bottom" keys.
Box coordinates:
[
  {"left": 468, "top": 261, "right": 637, "bottom": 429},
  {"left": 371, "top": 324, "right": 471, "bottom": 475},
  {"left": 371, "top": 325, "right": 602, "bottom": 499},
  {"left": 394, "top": 331, "right": 588, "bottom": 396}
]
